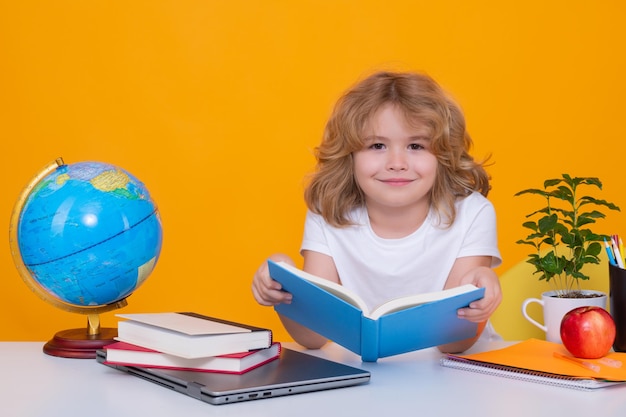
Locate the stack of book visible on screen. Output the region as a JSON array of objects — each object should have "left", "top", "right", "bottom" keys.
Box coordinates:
[{"left": 101, "top": 312, "right": 279, "bottom": 374}]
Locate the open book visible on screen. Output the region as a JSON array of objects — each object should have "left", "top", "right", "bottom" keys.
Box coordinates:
[{"left": 268, "top": 260, "right": 485, "bottom": 362}]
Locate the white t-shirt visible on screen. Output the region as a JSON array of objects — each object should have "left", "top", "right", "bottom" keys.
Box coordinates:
[{"left": 301, "top": 191, "right": 502, "bottom": 317}]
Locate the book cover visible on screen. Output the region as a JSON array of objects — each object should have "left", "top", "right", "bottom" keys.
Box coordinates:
[
  {"left": 115, "top": 312, "right": 273, "bottom": 359},
  {"left": 440, "top": 338, "right": 626, "bottom": 390},
  {"left": 103, "top": 341, "right": 281, "bottom": 374},
  {"left": 268, "top": 260, "right": 484, "bottom": 362}
]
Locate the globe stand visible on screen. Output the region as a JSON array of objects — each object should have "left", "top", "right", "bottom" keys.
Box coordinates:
[{"left": 43, "top": 314, "right": 117, "bottom": 359}]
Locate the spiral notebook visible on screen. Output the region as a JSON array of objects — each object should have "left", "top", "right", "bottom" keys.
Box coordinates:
[{"left": 440, "top": 339, "right": 626, "bottom": 391}]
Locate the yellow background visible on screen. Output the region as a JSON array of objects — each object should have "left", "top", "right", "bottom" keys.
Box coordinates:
[{"left": 1, "top": 1, "right": 625, "bottom": 342}]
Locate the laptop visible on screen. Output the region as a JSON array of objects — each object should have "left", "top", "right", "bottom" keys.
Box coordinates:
[{"left": 96, "top": 347, "right": 370, "bottom": 405}]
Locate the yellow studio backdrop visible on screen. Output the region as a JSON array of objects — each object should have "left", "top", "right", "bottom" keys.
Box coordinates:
[{"left": 1, "top": 1, "right": 625, "bottom": 342}]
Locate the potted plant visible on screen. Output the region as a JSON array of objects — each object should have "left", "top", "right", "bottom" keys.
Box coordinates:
[{"left": 515, "top": 174, "right": 621, "bottom": 298}]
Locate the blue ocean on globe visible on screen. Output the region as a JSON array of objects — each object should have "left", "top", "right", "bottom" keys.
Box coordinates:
[{"left": 17, "top": 161, "right": 163, "bottom": 307}]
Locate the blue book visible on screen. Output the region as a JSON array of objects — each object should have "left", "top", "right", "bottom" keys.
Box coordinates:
[{"left": 268, "top": 260, "right": 485, "bottom": 362}]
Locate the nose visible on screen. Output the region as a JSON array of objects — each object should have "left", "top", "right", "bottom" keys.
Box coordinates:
[{"left": 387, "top": 149, "right": 408, "bottom": 171}]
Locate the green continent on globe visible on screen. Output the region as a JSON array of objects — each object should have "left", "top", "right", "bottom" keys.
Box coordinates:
[{"left": 90, "top": 169, "right": 145, "bottom": 200}]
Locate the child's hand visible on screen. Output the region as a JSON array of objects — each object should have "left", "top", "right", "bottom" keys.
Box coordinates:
[
  {"left": 456, "top": 266, "right": 502, "bottom": 322},
  {"left": 251, "top": 253, "right": 294, "bottom": 306}
]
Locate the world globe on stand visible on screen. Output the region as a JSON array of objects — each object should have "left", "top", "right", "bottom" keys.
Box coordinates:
[{"left": 9, "top": 158, "right": 163, "bottom": 358}]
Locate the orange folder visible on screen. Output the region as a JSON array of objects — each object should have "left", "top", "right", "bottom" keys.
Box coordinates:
[{"left": 446, "top": 338, "right": 626, "bottom": 382}]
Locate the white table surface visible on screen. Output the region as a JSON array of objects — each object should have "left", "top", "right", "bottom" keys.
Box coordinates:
[{"left": 2, "top": 340, "right": 626, "bottom": 417}]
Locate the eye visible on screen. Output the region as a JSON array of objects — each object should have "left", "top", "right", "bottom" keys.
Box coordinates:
[
  {"left": 369, "top": 143, "right": 386, "bottom": 150},
  {"left": 408, "top": 143, "right": 425, "bottom": 150}
]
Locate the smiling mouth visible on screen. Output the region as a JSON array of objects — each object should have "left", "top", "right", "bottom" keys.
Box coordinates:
[{"left": 380, "top": 179, "right": 414, "bottom": 186}]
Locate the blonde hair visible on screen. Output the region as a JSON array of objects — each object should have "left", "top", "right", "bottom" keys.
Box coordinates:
[{"left": 304, "top": 71, "right": 491, "bottom": 228}]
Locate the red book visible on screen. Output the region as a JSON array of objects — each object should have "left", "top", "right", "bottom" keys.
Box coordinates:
[{"left": 103, "top": 341, "right": 281, "bottom": 374}]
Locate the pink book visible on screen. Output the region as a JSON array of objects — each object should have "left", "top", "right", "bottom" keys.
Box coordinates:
[{"left": 103, "top": 341, "right": 281, "bottom": 374}]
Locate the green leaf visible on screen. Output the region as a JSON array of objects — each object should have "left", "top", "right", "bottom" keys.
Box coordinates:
[
  {"left": 544, "top": 178, "right": 562, "bottom": 187},
  {"left": 521, "top": 221, "right": 538, "bottom": 231},
  {"left": 514, "top": 188, "right": 549, "bottom": 197},
  {"left": 537, "top": 214, "right": 558, "bottom": 233}
]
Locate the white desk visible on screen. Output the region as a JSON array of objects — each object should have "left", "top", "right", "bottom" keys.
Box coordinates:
[{"left": 2, "top": 341, "right": 626, "bottom": 417}]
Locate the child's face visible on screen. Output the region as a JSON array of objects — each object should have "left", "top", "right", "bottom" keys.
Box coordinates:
[{"left": 353, "top": 103, "right": 438, "bottom": 213}]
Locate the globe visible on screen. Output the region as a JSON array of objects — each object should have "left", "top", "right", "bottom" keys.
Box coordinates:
[{"left": 9, "top": 158, "right": 163, "bottom": 358}]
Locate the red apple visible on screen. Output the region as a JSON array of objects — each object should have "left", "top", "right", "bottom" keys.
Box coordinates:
[{"left": 560, "top": 306, "right": 616, "bottom": 359}]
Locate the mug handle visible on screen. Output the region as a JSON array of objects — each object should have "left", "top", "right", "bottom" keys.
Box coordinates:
[{"left": 521, "top": 298, "right": 547, "bottom": 332}]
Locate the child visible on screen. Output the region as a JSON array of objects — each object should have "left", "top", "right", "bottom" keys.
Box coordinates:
[{"left": 252, "top": 71, "right": 502, "bottom": 353}]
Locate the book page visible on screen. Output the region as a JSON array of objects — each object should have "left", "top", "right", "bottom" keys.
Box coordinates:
[
  {"left": 274, "top": 262, "right": 369, "bottom": 313},
  {"left": 369, "top": 284, "right": 480, "bottom": 320}
]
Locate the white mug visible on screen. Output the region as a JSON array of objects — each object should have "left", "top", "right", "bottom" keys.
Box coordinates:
[{"left": 521, "top": 290, "right": 607, "bottom": 343}]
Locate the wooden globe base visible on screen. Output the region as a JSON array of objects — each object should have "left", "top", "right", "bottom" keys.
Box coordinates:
[{"left": 43, "top": 327, "right": 118, "bottom": 359}]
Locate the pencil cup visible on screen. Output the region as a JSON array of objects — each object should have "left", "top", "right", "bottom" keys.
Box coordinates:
[
  {"left": 609, "top": 264, "right": 626, "bottom": 352},
  {"left": 522, "top": 290, "right": 607, "bottom": 344}
]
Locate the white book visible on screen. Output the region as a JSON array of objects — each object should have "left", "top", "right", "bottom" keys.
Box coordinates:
[{"left": 115, "top": 312, "right": 272, "bottom": 359}]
